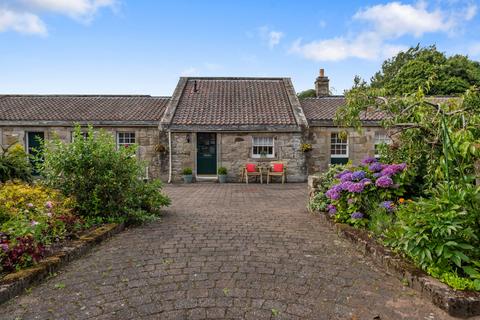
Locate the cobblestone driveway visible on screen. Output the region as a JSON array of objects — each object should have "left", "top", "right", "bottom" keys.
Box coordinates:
[{"left": 2, "top": 184, "right": 465, "bottom": 319}]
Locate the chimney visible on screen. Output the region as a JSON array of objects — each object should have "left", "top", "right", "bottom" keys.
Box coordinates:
[{"left": 315, "top": 68, "right": 329, "bottom": 97}]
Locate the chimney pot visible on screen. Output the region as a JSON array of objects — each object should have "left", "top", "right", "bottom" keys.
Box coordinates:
[{"left": 320, "top": 68, "right": 324, "bottom": 77}]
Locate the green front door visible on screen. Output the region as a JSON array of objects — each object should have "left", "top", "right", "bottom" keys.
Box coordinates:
[
  {"left": 27, "top": 132, "right": 44, "bottom": 175},
  {"left": 197, "top": 133, "right": 217, "bottom": 175}
]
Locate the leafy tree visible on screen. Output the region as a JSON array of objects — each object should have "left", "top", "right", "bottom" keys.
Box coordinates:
[
  {"left": 370, "top": 44, "right": 480, "bottom": 95},
  {"left": 332, "top": 46, "right": 480, "bottom": 291},
  {"left": 297, "top": 89, "right": 316, "bottom": 100}
]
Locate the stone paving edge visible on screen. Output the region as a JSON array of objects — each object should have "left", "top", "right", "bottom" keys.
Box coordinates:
[
  {"left": 0, "top": 223, "right": 125, "bottom": 305},
  {"left": 313, "top": 211, "right": 480, "bottom": 319}
]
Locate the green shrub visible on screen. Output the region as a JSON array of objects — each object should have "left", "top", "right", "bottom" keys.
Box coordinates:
[
  {"left": 217, "top": 167, "right": 227, "bottom": 175},
  {"left": 39, "top": 126, "right": 170, "bottom": 223},
  {"left": 386, "top": 183, "right": 480, "bottom": 290},
  {"left": 0, "top": 144, "right": 32, "bottom": 183},
  {"left": 308, "top": 165, "right": 345, "bottom": 212},
  {"left": 182, "top": 167, "right": 193, "bottom": 175},
  {"left": 368, "top": 206, "right": 395, "bottom": 237}
]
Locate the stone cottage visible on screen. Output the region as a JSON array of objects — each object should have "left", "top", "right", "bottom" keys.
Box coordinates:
[{"left": 0, "top": 70, "right": 388, "bottom": 182}]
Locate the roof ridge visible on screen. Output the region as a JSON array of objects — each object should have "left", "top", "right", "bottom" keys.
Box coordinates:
[
  {"left": 183, "top": 76, "right": 288, "bottom": 81},
  {"left": 302, "top": 96, "right": 345, "bottom": 99},
  {"left": 0, "top": 94, "right": 157, "bottom": 98}
]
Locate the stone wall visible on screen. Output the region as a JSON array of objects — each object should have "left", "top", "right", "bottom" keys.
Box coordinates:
[
  {"left": 169, "top": 132, "right": 195, "bottom": 181},
  {"left": 0, "top": 124, "right": 388, "bottom": 183},
  {"left": 306, "top": 126, "right": 384, "bottom": 175},
  {"left": 169, "top": 131, "right": 307, "bottom": 182},
  {"left": 0, "top": 125, "right": 168, "bottom": 180}
]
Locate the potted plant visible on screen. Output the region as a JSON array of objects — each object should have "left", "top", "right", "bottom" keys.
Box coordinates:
[
  {"left": 182, "top": 167, "right": 193, "bottom": 183},
  {"left": 217, "top": 167, "right": 227, "bottom": 183}
]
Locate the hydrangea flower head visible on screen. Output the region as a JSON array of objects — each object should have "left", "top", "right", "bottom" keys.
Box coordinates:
[
  {"left": 360, "top": 178, "right": 372, "bottom": 186},
  {"left": 376, "top": 176, "right": 394, "bottom": 188},
  {"left": 380, "top": 163, "right": 407, "bottom": 177},
  {"left": 327, "top": 204, "right": 337, "bottom": 216},
  {"left": 340, "top": 172, "right": 353, "bottom": 182},
  {"left": 325, "top": 189, "right": 341, "bottom": 200},
  {"left": 351, "top": 170, "right": 366, "bottom": 181},
  {"left": 340, "top": 181, "right": 354, "bottom": 191},
  {"left": 347, "top": 182, "right": 365, "bottom": 193},
  {"left": 380, "top": 201, "right": 395, "bottom": 212},
  {"left": 351, "top": 212, "right": 364, "bottom": 219},
  {"left": 335, "top": 170, "right": 352, "bottom": 179},
  {"left": 362, "top": 157, "right": 378, "bottom": 165},
  {"left": 369, "top": 162, "right": 383, "bottom": 172}
]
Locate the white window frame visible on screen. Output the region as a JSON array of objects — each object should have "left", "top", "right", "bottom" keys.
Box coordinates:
[
  {"left": 251, "top": 136, "right": 275, "bottom": 158},
  {"left": 117, "top": 132, "right": 136, "bottom": 149},
  {"left": 374, "top": 132, "right": 391, "bottom": 158},
  {"left": 330, "top": 132, "right": 349, "bottom": 158}
]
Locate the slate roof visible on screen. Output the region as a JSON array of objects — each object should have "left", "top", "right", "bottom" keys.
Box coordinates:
[
  {"left": 0, "top": 95, "right": 169, "bottom": 124},
  {"left": 166, "top": 77, "right": 302, "bottom": 130}
]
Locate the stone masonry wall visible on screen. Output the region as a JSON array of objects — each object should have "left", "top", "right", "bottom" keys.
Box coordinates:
[
  {"left": 0, "top": 126, "right": 168, "bottom": 180},
  {"left": 306, "top": 126, "right": 385, "bottom": 174},
  {"left": 169, "top": 132, "right": 307, "bottom": 182}
]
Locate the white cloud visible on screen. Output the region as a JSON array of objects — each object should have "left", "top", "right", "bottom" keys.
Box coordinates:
[
  {"left": 258, "top": 26, "right": 284, "bottom": 48},
  {"left": 0, "top": 0, "right": 117, "bottom": 36},
  {"left": 180, "top": 67, "right": 199, "bottom": 76},
  {"left": 0, "top": 7, "right": 46, "bottom": 35},
  {"left": 290, "top": 32, "right": 407, "bottom": 61},
  {"left": 464, "top": 3, "right": 478, "bottom": 20},
  {"left": 267, "top": 31, "right": 283, "bottom": 48},
  {"left": 291, "top": 1, "right": 477, "bottom": 62},
  {"left": 19, "top": 0, "right": 117, "bottom": 21},
  {"left": 468, "top": 42, "right": 480, "bottom": 57},
  {"left": 353, "top": 2, "right": 450, "bottom": 38}
]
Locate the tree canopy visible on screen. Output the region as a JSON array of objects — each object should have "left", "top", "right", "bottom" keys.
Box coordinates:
[
  {"left": 297, "top": 89, "right": 317, "bottom": 100},
  {"left": 370, "top": 45, "right": 480, "bottom": 96}
]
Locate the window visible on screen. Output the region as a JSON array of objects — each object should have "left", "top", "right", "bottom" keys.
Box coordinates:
[
  {"left": 117, "top": 132, "right": 136, "bottom": 148},
  {"left": 330, "top": 132, "right": 348, "bottom": 164},
  {"left": 374, "top": 132, "right": 391, "bottom": 158},
  {"left": 71, "top": 131, "right": 89, "bottom": 142},
  {"left": 252, "top": 137, "right": 274, "bottom": 158}
]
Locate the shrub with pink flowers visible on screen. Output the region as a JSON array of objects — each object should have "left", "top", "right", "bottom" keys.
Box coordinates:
[{"left": 322, "top": 157, "right": 411, "bottom": 228}]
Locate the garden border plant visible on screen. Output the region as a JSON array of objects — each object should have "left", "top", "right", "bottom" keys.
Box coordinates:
[
  {"left": 308, "top": 57, "right": 480, "bottom": 316},
  {"left": 1, "top": 126, "right": 171, "bottom": 303}
]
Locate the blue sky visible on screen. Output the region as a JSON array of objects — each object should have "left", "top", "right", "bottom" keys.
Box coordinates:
[{"left": 1, "top": 0, "right": 479, "bottom": 96}]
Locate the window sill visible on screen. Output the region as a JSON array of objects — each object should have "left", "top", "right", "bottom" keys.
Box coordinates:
[{"left": 251, "top": 157, "right": 278, "bottom": 162}]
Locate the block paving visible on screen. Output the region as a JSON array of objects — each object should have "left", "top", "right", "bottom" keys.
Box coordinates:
[{"left": 1, "top": 183, "right": 470, "bottom": 319}]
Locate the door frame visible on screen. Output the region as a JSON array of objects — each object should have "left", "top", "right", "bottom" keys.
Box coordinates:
[
  {"left": 25, "top": 131, "right": 45, "bottom": 175},
  {"left": 25, "top": 131, "right": 45, "bottom": 154},
  {"left": 195, "top": 132, "right": 219, "bottom": 177}
]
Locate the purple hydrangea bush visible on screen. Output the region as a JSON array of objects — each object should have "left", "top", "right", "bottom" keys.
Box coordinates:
[{"left": 324, "top": 157, "right": 408, "bottom": 227}]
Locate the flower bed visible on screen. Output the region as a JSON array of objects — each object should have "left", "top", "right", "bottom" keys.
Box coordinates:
[
  {"left": 309, "top": 157, "right": 480, "bottom": 293},
  {"left": 0, "top": 181, "right": 85, "bottom": 273}
]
